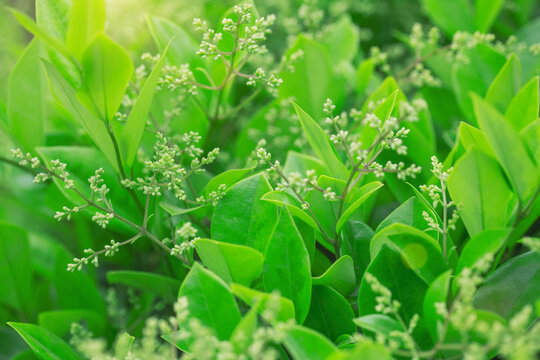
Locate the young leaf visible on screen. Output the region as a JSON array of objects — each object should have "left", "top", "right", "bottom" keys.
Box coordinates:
[
  {"left": 178, "top": 263, "right": 241, "bottom": 340},
  {"left": 336, "top": 181, "right": 383, "bottom": 232},
  {"left": 194, "top": 238, "right": 263, "bottom": 286},
  {"left": 261, "top": 191, "right": 319, "bottom": 231},
  {"left": 376, "top": 197, "right": 438, "bottom": 239},
  {"left": 312, "top": 256, "right": 356, "bottom": 297},
  {"left": 263, "top": 207, "right": 312, "bottom": 323},
  {"left": 473, "top": 95, "right": 538, "bottom": 202},
  {"left": 77, "top": 33, "right": 134, "bottom": 122},
  {"left": 505, "top": 76, "right": 539, "bottom": 132},
  {"left": 283, "top": 326, "right": 339, "bottom": 360},
  {"left": 66, "top": 0, "right": 106, "bottom": 60},
  {"left": 202, "top": 164, "right": 256, "bottom": 197},
  {"left": 448, "top": 146, "right": 515, "bottom": 236},
  {"left": 292, "top": 102, "right": 348, "bottom": 179},
  {"left": 8, "top": 322, "right": 82, "bottom": 360},
  {"left": 304, "top": 285, "right": 356, "bottom": 342},
  {"left": 485, "top": 54, "right": 522, "bottom": 114},
  {"left": 120, "top": 42, "right": 171, "bottom": 168},
  {"left": 211, "top": 173, "right": 277, "bottom": 253},
  {"left": 455, "top": 229, "right": 510, "bottom": 274}
]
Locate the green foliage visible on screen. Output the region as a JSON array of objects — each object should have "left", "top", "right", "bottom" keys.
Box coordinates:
[{"left": 1, "top": 0, "right": 540, "bottom": 359}]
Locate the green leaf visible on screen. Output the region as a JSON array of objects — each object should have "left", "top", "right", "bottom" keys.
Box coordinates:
[
  {"left": 370, "top": 223, "right": 447, "bottom": 284},
  {"left": 0, "top": 221, "right": 31, "bottom": 314},
  {"left": 304, "top": 285, "right": 356, "bottom": 342},
  {"left": 292, "top": 102, "right": 348, "bottom": 179},
  {"left": 312, "top": 256, "right": 356, "bottom": 297},
  {"left": 211, "top": 173, "right": 277, "bottom": 253},
  {"left": 106, "top": 271, "right": 181, "bottom": 300},
  {"left": 485, "top": 54, "right": 522, "bottom": 114},
  {"left": 282, "top": 151, "right": 326, "bottom": 177},
  {"left": 263, "top": 207, "right": 312, "bottom": 323},
  {"left": 354, "top": 314, "right": 403, "bottom": 337},
  {"left": 448, "top": 146, "right": 515, "bottom": 236},
  {"left": 38, "top": 310, "right": 105, "bottom": 338},
  {"left": 455, "top": 229, "right": 510, "bottom": 274},
  {"left": 283, "top": 326, "right": 338, "bottom": 360},
  {"left": 261, "top": 191, "right": 319, "bottom": 231},
  {"left": 505, "top": 76, "right": 539, "bottom": 132},
  {"left": 7, "top": 40, "right": 46, "bottom": 151},
  {"left": 114, "top": 332, "right": 134, "bottom": 360},
  {"left": 421, "top": 0, "right": 474, "bottom": 36},
  {"left": 203, "top": 164, "right": 256, "bottom": 197},
  {"left": 146, "top": 15, "right": 202, "bottom": 66},
  {"left": 279, "top": 35, "right": 346, "bottom": 120},
  {"left": 358, "top": 246, "right": 431, "bottom": 344},
  {"left": 41, "top": 60, "right": 119, "bottom": 172},
  {"left": 356, "top": 59, "right": 375, "bottom": 96},
  {"left": 8, "top": 323, "right": 82, "bottom": 360},
  {"left": 178, "top": 263, "right": 241, "bottom": 339},
  {"left": 458, "top": 122, "right": 495, "bottom": 158},
  {"left": 229, "top": 302, "right": 260, "bottom": 353},
  {"left": 10, "top": 9, "right": 75, "bottom": 67},
  {"left": 336, "top": 181, "right": 383, "bottom": 232},
  {"left": 474, "top": 0, "right": 504, "bottom": 32},
  {"left": 328, "top": 342, "right": 391, "bottom": 360},
  {"left": 474, "top": 251, "right": 540, "bottom": 320},
  {"left": 77, "top": 34, "right": 134, "bottom": 122},
  {"left": 321, "top": 15, "right": 359, "bottom": 64},
  {"left": 159, "top": 203, "right": 208, "bottom": 216},
  {"left": 376, "top": 197, "right": 437, "bottom": 239},
  {"left": 120, "top": 42, "right": 170, "bottom": 168},
  {"left": 422, "top": 270, "right": 451, "bottom": 341},
  {"left": 473, "top": 95, "right": 538, "bottom": 202},
  {"left": 66, "top": 0, "right": 105, "bottom": 60},
  {"left": 194, "top": 238, "right": 263, "bottom": 286},
  {"left": 231, "top": 283, "right": 295, "bottom": 324}
]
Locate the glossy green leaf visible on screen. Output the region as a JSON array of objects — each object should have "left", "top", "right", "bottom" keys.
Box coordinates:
[
  {"left": 458, "top": 122, "right": 495, "bottom": 158},
  {"left": 455, "top": 229, "right": 510, "bottom": 274},
  {"left": 179, "top": 263, "right": 241, "bottom": 339},
  {"left": 485, "top": 54, "right": 522, "bottom": 114},
  {"left": 312, "top": 256, "right": 356, "bottom": 297},
  {"left": 0, "top": 221, "right": 31, "bottom": 313},
  {"left": 7, "top": 40, "right": 46, "bottom": 151},
  {"left": 106, "top": 271, "right": 181, "bottom": 299},
  {"left": 474, "top": 251, "right": 540, "bottom": 320},
  {"left": 473, "top": 95, "right": 538, "bottom": 201},
  {"left": 231, "top": 284, "right": 295, "bottom": 324},
  {"left": 8, "top": 323, "right": 82, "bottom": 360},
  {"left": 120, "top": 42, "right": 170, "bottom": 168},
  {"left": 356, "top": 59, "right": 375, "bottom": 96},
  {"left": 229, "top": 302, "right": 260, "bottom": 353},
  {"left": 263, "top": 207, "right": 312, "bottom": 323},
  {"left": 376, "top": 197, "right": 437, "bottom": 238},
  {"left": 292, "top": 102, "right": 348, "bottom": 179},
  {"left": 337, "top": 181, "right": 383, "bottom": 232},
  {"left": 203, "top": 164, "right": 256, "bottom": 196},
  {"left": 283, "top": 326, "right": 338, "bottom": 360},
  {"left": 38, "top": 310, "right": 105, "bottom": 338},
  {"left": 212, "top": 173, "right": 277, "bottom": 253},
  {"left": 370, "top": 223, "right": 447, "bottom": 284},
  {"left": 66, "top": 0, "right": 105, "bottom": 60},
  {"left": 448, "top": 146, "right": 515, "bottom": 236},
  {"left": 114, "top": 332, "right": 134, "bottom": 360},
  {"left": 505, "top": 76, "right": 539, "bottom": 132},
  {"left": 322, "top": 15, "right": 359, "bottom": 64},
  {"left": 304, "top": 285, "right": 356, "bottom": 341},
  {"left": 77, "top": 34, "right": 134, "bottom": 122},
  {"left": 194, "top": 238, "right": 263, "bottom": 286},
  {"left": 41, "top": 60, "right": 119, "bottom": 172},
  {"left": 261, "top": 191, "right": 319, "bottom": 231}
]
